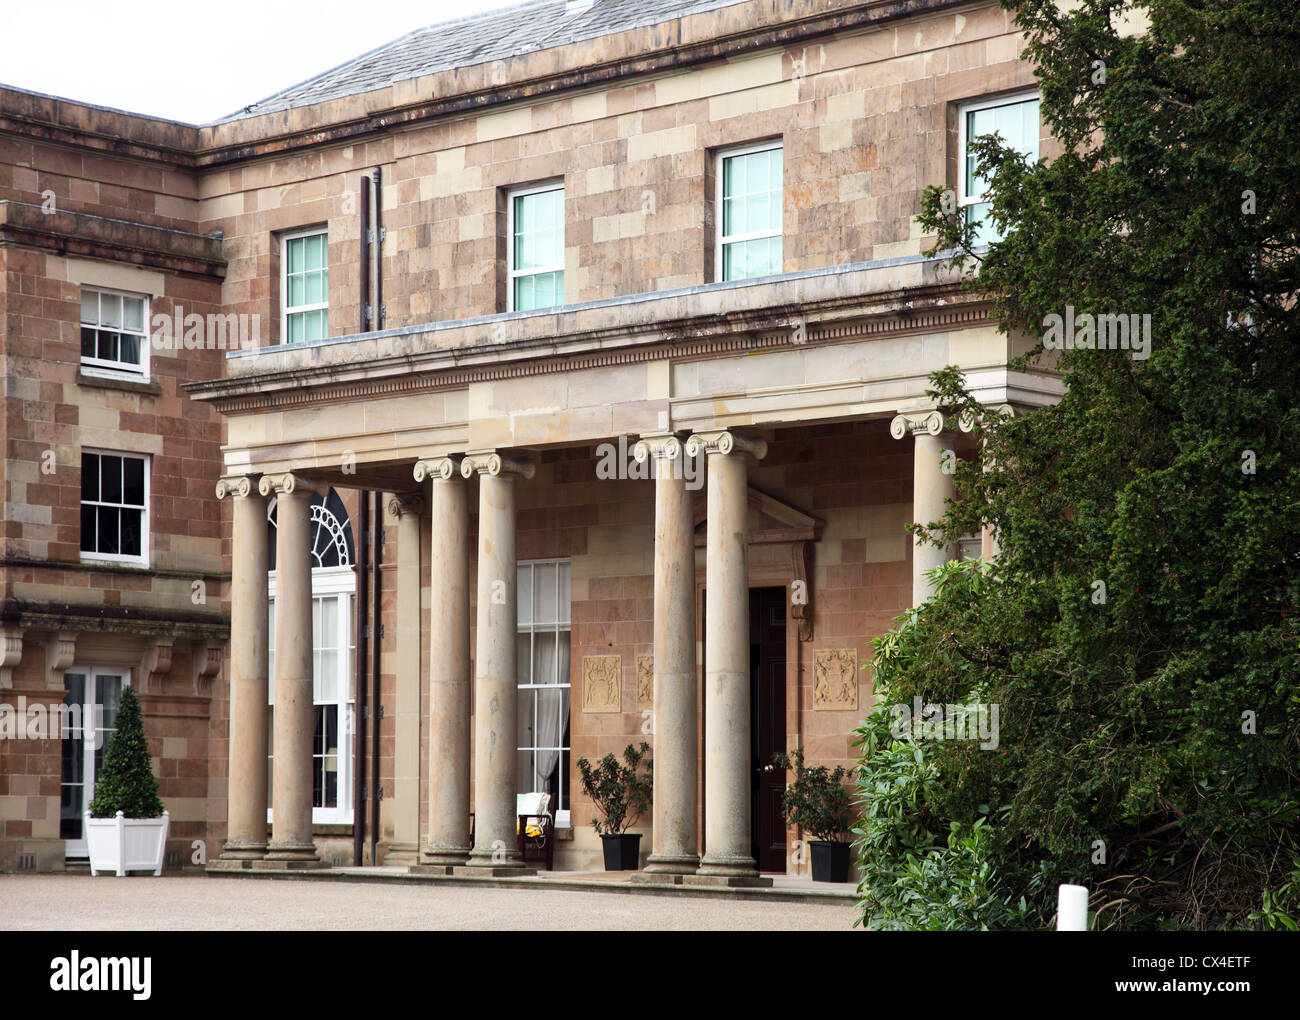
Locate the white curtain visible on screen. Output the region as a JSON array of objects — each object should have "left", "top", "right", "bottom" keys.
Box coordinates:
[{"left": 532, "top": 634, "right": 570, "bottom": 793}]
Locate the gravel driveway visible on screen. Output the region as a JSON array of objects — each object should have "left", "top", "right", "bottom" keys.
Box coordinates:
[{"left": 0, "top": 874, "right": 858, "bottom": 931}]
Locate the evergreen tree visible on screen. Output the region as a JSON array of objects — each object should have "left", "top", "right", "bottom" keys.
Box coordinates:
[
  {"left": 88, "top": 686, "right": 165, "bottom": 819},
  {"left": 858, "top": 0, "right": 1300, "bottom": 929}
]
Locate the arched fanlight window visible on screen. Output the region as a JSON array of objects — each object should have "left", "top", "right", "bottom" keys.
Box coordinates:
[{"left": 265, "top": 488, "right": 355, "bottom": 570}]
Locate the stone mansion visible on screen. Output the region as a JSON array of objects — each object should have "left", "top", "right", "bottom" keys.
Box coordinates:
[{"left": 0, "top": 0, "right": 1061, "bottom": 877}]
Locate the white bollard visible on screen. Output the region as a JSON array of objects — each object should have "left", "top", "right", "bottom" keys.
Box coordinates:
[{"left": 1057, "top": 883, "right": 1089, "bottom": 930}]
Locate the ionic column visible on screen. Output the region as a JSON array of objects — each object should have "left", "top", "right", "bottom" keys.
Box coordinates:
[
  {"left": 891, "top": 411, "right": 957, "bottom": 605},
  {"left": 462, "top": 451, "right": 535, "bottom": 870},
  {"left": 686, "top": 429, "right": 767, "bottom": 880},
  {"left": 956, "top": 404, "right": 1016, "bottom": 561},
  {"left": 215, "top": 474, "right": 268, "bottom": 863},
  {"left": 414, "top": 456, "right": 471, "bottom": 869},
  {"left": 384, "top": 491, "right": 425, "bottom": 865},
  {"left": 260, "top": 472, "right": 323, "bottom": 865},
  {"left": 633, "top": 434, "right": 699, "bottom": 875}
]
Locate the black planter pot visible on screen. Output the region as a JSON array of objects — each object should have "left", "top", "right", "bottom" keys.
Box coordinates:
[
  {"left": 600, "top": 833, "right": 642, "bottom": 871},
  {"left": 809, "top": 840, "right": 851, "bottom": 883}
]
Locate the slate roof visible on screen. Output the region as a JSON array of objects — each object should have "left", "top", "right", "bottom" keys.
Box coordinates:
[{"left": 220, "top": 0, "right": 751, "bottom": 123}]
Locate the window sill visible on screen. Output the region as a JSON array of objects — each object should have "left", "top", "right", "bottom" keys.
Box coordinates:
[{"left": 77, "top": 369, "right": 160, "bottom": 396}]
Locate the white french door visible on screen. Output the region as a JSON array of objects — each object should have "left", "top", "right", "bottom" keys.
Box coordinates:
[
  {"left": 267, "top": 565, "right": 356, "bottom": 824},
  {"left": 60, "top": 667, "right": 130, "bottom": 857}
]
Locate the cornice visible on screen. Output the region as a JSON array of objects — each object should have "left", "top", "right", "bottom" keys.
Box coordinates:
[
  {"left": 190, "top": 283, "right": 993, "bottom": 415},
  {"left": 0, "top": 200, "right": 225, "bottom": 279}
]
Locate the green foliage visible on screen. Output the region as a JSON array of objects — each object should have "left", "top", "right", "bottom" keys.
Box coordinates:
[
  {"left": 896, "top": 0, "right": 1300, "bottom": 928},
  {"left": 88, "top": 686, "right": 164, "bottom": 819},
  {"left": 576, "top": 742, "right": 652, "bottom": 835},
  {"left": 771, "top": 745, "right": 854, "bottom": 843}
]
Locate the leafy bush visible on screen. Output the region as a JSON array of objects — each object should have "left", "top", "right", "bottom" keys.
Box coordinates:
[
  {"left": 771, "top": 746, "right": 855, "bottom": 843},
  {"left": 576, "top": 742, "right": 652, "bottom": 835},
  {"left": 88, "top": 686, "right": 164, "bottom": 819}
]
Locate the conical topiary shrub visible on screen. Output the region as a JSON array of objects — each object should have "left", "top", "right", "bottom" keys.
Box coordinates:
[{"left": 88, "top": 686, "right": 164, "bottom": 819}]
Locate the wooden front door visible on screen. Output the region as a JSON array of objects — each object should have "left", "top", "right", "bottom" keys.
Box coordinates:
[{"left": 750, "top": 586, "right": 787, "bottom": 873}]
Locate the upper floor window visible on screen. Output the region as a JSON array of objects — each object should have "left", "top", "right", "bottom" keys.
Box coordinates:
[
  {"left": 282, "top": 228, "right": 328, "bottom": 343},
  {"left": 508, "top": 182, "right": 564, "bottom": 311},
  {"left": 80, "top": 451, "right": 148, "bottom": 566},
  {"left": 717, "top": 141, "right": 783, "bottom": 281},
  {"left": 959, "top": 92, "right": 1040, "bottom": 246},
  {"left": 80, "top": 287, "right": 148, "bottom": 380}
]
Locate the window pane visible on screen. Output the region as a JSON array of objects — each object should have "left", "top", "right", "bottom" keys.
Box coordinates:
[
  {"left": 81, "top": 291, "right": 98, "bottom": 324},
  {"left": 287, "top": 312, "right": 304, "bottom": 343},
  {"left": 517, "top": 632, "right": 532, "bottom": 686},
  {"left": 80, "top": 505, "right": 96, "bottom": 552},
  {"left": 120, "top": 508, "right": 141, "bottom": 557},
  {"left": 97, "top": 332, "right": 116, "bottom": 361},
  {"left": 533, "top": 631, "right": 559, "bottom": 684},
  {"left": 97, "top": 506, "right": 120, "bottom": 555},
  {"left": 119, "top": 333, "right": 140, "bottom": 366},
  {"left": 100, "top": 455, "right": 122, "bottom": 505},
  {"left": 515, "top": 275, "right": 534, "bottom": 311},
  {"left": 517, "top": 563, "right": 532, "bottom": 625},
  {"left": 305, "top": 271, "right": 323, "bottom": 305},
  {"left": 558, "top": 563, "right": 570, "bottom": 624},
  {"left": 123, "top": 457, "right": 144, "bottom": 507},
  {"left": 81, "top": 327, "right": 97, "bottom": 358},
  {"left": 534, "top": 562, "right": 557, "bottom": 624},
  {"left": 123, "top": 297, "right": 144, "bottom": 333},
  {"left": 82, "top": 453, "right": 99, "bottom": 502},
  {"left": 287, "top": 237, "right": 302, "bottom": 273},
  {"left": 100, "top": 294, "right": 121, "bottom": 329},
  {"left": 723, "top": 194, "right": 741, "bottom": 237},
  {"left": 289, "top": 275, "right": 305, "bottom": 308}
]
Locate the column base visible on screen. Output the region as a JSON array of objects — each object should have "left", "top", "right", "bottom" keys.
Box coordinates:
[
  {"left": 382, "top": 842, "right": 420, "bottom": 866},
  {"left": 682, "top": 873, "right": 774, "bottom": 888},
  {"left": 466, "top": 846, "right": 527, "bottom": 869},
  {"left": 643, "top": 853, "right": 700, "bottom": 875},
  {"left": 697, "top": 853, "right": 761, "bottom": 878},
  {"left": 263, "top": 840, "right": 321, "bottom": 867},
  {"left": 409, "top": 863, "right": 458, "bottom": 875},
  {"left": 217, "top": 838, "right": 267, "bottom": 861},
  {"left": 420, "top": 842, "right": 471, "bottom": 868}
]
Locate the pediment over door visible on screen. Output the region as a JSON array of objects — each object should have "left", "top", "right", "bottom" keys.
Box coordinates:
[
  {"left": 693, "top": 486, "right": 821, "bottom": 641},
  {"left": 692, "top": 485, "right": 822, "bottom": 545}
]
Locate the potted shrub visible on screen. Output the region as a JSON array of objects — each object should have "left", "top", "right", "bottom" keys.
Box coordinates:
[
  {"left": 576, "top": 742, "right": 652, "bottom": 870},
  {"left": 771, "top": 746, "right": 855, "bottom": 882},
  {"left": 84, "top": 686, "right": 169, "bottom": 876}
]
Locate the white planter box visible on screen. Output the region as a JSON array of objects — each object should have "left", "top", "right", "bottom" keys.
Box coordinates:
[{"left": 84, "top": 810, "right": 169, "bottom": 877}]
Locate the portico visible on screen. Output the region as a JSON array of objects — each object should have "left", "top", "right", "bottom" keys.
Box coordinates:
[{"left": 193, "top": 257, "right": 1060, "bottom": 876}]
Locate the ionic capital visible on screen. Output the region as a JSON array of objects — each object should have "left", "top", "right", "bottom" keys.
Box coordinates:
[
  {"left": 460, "top": 450, "right": 536, "bottom": 480},
  {"left": 216, "top": 474, "right": 261, "bottom": 500},
  {"left": 413, "top": 455, "right": 464, "bottom": 483},
  {"left": 684, "top": 429, "right": 767, "bottom": 461},
  {"left": 632, "top": 432, "right": 688, "bottom": 464},
  {"left": 890, "top": 410, "right": 950, "bottom": 440},
  {"left": 387, "top": 492, "right": 427, "bottom": 519},
  {"left": 956, "top": 403, "right": 1018, "bottom": 433},
  {"left": 257, "top": 472, "right": 329, "bottom": 498}
]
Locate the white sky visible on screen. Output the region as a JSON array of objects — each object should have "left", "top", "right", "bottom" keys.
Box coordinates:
[{"left": 1, "top": 0, "right": 525, "bottom": 124}]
